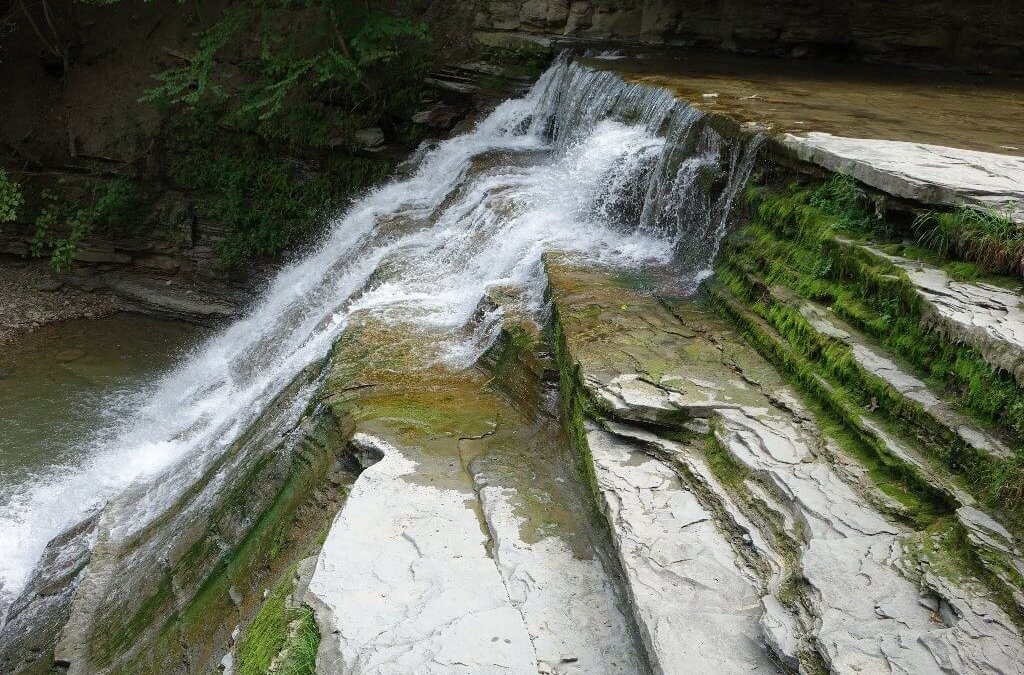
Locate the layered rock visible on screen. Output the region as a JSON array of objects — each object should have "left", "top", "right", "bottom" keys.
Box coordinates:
[
  {"left": 306, "top": 316, "right": 645, "bottom": 675},
  {"left": 474, "top": 0, "right": 1024, "bottom": 73},
  {"left": 859, "top": 243, "right": 1024, "bottom": 385},
  {"left": 783, "top": 134, "right": 1024, "bottom": 224},
  {"left": 545, "top": 254, "right": 1024, "bottom": 673}
]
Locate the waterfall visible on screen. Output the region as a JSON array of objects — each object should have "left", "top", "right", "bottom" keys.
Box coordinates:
[{"left": 0, "top": 56, "right": 763, "bottom": 620}]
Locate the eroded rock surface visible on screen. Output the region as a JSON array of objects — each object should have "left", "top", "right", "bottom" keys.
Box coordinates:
[
  {"left": 307, "top": 433, "right": 538, "bottom": 675},
  {"left": 306, "top": 317, "right": 645, "bottom": 675},
  {"left": 586, "top": 427, "right": 776, "bottom": 675},
  {"left": 862, "top": 243, "right": 1024, "bottom": 388},
  {"left": 545, "top": 254, "right": 1024, "bottom": 673}
]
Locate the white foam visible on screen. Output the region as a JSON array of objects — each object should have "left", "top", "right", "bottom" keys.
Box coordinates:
[{"left": 0, "top": 58, "right": 756, "bottom": 619}]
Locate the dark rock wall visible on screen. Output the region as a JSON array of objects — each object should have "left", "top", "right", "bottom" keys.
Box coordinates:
[{"left": 475, "top": 0, "right": 1024, "bottom": 73}]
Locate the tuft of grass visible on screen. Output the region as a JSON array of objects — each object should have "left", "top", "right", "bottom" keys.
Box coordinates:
[
  {"left": 236, "top": 571, "right": 320, "bottom": 675},
  {"left": 278, "top": 607, "right": 320, "bottom": 675},
  {"left": 913, "top": 204, "right": 1023, "bottom": 277}
]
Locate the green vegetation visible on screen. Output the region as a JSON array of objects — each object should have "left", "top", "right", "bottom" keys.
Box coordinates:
[
  {"left": 718, "top": 176, "right": 1024, "bottom": 512},
  {"left": 30, "top": 178, "right": 143, "bottom": 271},
  {"left": 913, "top": 204, "right": 1023, "bottom": 277},
  {"left": 236, "top": 569, "right": 319, "bottom": 675},
  {"left": 139, "top": 1, "right": 432, "bottom": 269},
  {"left": 0, "top": 168, "right": 22, "bottom": 223}
]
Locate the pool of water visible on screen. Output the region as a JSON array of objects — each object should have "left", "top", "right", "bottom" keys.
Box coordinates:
[
  {"left": 586, "top": 50, "right": 1024, "bottom": 155},
  {"left": 0, "top": 313, "right": 206, "bottom": 494}
]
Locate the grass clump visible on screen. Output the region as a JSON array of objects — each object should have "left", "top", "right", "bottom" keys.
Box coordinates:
[
  {"left": 278, "top": 607, "right": 320, "bottom": 675},
  {"left": 913, "top": 204, "right": 1023, "bottom": 277},
  {"left": 236, "top": 569, "right": 320, "bottom": 675}
]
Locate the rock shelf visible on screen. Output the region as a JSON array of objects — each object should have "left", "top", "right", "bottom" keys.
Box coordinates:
[
  {"left": 306, "top": 316, "right": 645, "bottom": 675},
  {"left": 545, "top": 255, "right": 1024, "bottom": 674}
]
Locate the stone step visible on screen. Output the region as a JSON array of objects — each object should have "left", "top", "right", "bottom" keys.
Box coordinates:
[
  {"left": 711, "top": 281, "right": 1024, "bottom": 624},
  {"left": 545, "top": 253, "right": 1024, "bottom": 674},
  {"left": 781, "top": 133, "right": 1024, "bottom": 225},
  {"left": 848, "top": 239, "right": 1024, "bottom": 388},
  {"left": 584, "top": 426, "right": 778, "bottom": 675},
  {"left": 306, "top": 316, "right": 644, "bottom": 675},
  {"left": 792, "top": 293, "right": 1012, "bottom": 461}
]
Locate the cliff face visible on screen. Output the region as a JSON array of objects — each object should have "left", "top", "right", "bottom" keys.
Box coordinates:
[{"left": 475, "top": 0, "right": 1024, "bottom": 73}]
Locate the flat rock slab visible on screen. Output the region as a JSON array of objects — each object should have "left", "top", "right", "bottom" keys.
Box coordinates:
[
  {"left": 783, "top": 132, "right": 1024, "bottom": 223},
  {"left": 586, "top": 427, "right": 778, "bottom": 675},
  {"left": 309, "top": 317, "right": 644, "bottom": 675},
  {"left": 479, "top": 486, "right": 643, "bottom": 675},
  {"left": 306, "top": 433, "right": 537, "bottom": 675},
  {"left": 861, "top": 243, "right": 1024, "bottom": 388},
  {"left": 546, "top": 256, "right": 1024, "bottom": 673}
]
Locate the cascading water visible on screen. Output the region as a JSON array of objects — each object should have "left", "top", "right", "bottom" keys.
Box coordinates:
[{"left": 0, "top": 56, "right": 763, "bottom": 623}]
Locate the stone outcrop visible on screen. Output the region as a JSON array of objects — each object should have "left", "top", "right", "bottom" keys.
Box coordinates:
[
  {"left": 545, "top": 254, "right": 1024, "bottom": 673},
  {"left": 783, "top": 134, "right": 1024, "bottom": 224},
  {"left": 306, "top": 315, "right": 646, "bottom": 675},
  {"left": 857, "top": 243, "right": 1024, "bottom": 386},
  {"left": 474, "top": 0, "right": 1024, "bottom": 73}
]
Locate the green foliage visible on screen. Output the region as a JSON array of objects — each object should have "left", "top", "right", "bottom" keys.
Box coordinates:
[
  {"left": 167, "top": 121, "right": 390, "bottom": 269},
  {"left": 0, "top": 168, "right": 23, "bottom": 223},
  {"left": 236, "top": 580, "right": 289, "bottom": 675},
  {"left": 144, "top": 2, "right": 430, "bottom": 134},
  {"left": 235, "top": 562, "right": 319, "bottom": 675},
  {"left": 141, "top": 1, "right": 432, "bottom": 268},
  {"left": 30, "top": 179, "right": 142, "bottom": 271},
  {"left": 912, "top": 204, "right": 1023, "bottom": 276},
  {"left": 730, "top": 182, "right": 1024, "bottom": 511}
]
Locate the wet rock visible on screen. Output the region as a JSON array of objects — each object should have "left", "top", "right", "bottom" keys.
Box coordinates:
[
  {"left": 545, "top": 255, "right": 1024, "bottom": 673},
  {"left": 796, "top": 296, "right": 1012, "bottom": 460},
  {"left": 585, "top": 427, "right": 778, "bottom": 674},
  {"left": 354, "top": 127, "right": 385, "bottom": 152}
]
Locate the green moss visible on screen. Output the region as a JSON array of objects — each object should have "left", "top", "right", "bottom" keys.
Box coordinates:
[
  {"left": 702, "top": 434, "right": 749, "bottom": 488},
  {"left": 709, "top": 283, "right": 948, "bottom": 523},
  {"left": 549, "top": 304, "right": 603, "bottom": 504},
  {"left": 726, "top": 185, "right": 1024, "bottom": 512},
  {"left": 236, "top": 577, "right": 291, "bottom": 675},
  {"left": 235, "top": 565, "right": 320, "bottom": 675}
]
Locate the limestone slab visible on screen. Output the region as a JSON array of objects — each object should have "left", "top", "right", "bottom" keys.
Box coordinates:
[
  {"left": 306, "top": 434, "right": 538, "bottom": 675},
  {"left": 783, "top": 133, "right": 1024, "bottom": 223},
  {"left": 479, "top": 486, "right": 644, "bottom": 675},
  {"left": 586, "top": 427, "right": 778, "bottom": 675},
  {"left": 865, "top": 244, "right": 1024, "bottom": 389}
]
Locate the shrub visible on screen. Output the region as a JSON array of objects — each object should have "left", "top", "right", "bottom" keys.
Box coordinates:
[{"left": 0, "top": 168, "right": 23, "bottom": 223}]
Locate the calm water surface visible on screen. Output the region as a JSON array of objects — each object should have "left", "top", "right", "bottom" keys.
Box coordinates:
[{"left": 0, "top": 313, "right": 206, "bottom": 494}]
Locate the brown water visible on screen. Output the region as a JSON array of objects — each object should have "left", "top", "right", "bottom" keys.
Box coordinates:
[
  {"left": 0, "top": 313, "right": 205, "bottom": 491},
  {"left": 586, "top": 51, "right": 1024, "bottom": 155}
]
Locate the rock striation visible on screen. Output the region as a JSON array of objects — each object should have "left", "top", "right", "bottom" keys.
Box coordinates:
[{"left": 545, "top": 254, "right": 1024, "bottom": 674}]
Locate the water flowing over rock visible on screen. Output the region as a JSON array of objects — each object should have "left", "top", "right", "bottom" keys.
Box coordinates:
[{"left": 3, "top": 53, "right": 1024, "bottom": 675}]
